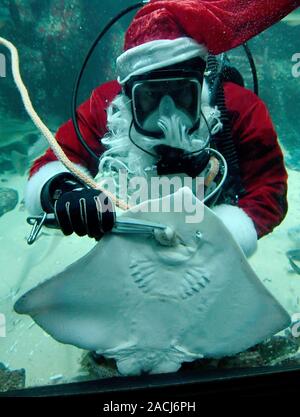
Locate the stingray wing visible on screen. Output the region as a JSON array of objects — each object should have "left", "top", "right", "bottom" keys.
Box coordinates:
[
  {"left": 14, "top": 235, "right": 135, "bottom": 352},
  {"left": 15, "top": 187, "right": 290, "bottom": 370}
]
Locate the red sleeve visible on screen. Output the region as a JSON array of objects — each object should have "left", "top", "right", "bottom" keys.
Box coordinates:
[
  {"left": 224, "top": 82, "right": 288, "bottom": 238},
  {"left": 29, "top": 80, "right": 121, "bottom": 178}
]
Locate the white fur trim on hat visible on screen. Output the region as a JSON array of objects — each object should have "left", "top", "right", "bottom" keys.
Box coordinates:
[
  {"left": 24, "top": 161, "right": 90, "bottom": 215},
  {"left": 212, "top": 204, "right": 258, "bottom": 258},
  {"left": 117, "top": 37, "right": 208, "bottom": 84}
]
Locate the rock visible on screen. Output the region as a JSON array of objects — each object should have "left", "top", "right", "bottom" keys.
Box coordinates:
[
  {"left": 272, "top": 354, "right": 300, "bottom": 367},
  {"left": 0, "top": 363, "right": 25, "bottom": 392},
  {"left": 78, "top": 352, "right": 120, "bottom": 381},
  {"left": 180, "top": 334, "right": 300, "bottom": 372},
  {"left": 218, "top": 351, "right": 265, "bottom": 369},
  {"left": 257, "top": 335, "right": 299, "bottom": 363},
  {"left": 0, "top": 187, "right": 18, "bottom": 217}
]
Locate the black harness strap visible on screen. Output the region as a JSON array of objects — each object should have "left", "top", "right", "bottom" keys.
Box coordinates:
[{"left": 206, "top": 54, "right": 246, "bottom": 205}]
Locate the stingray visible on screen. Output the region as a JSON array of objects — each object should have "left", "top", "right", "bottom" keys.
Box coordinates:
[{"left": 15, "top": 187, "right": 290, "bottom": 375}]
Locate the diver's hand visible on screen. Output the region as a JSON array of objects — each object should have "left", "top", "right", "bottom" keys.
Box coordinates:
[
  {"left": 54, "top": 188, "right": 115, "bottom": 239},
  {"left": 40, "top": 173, "right": 115, "bottom": 239}
]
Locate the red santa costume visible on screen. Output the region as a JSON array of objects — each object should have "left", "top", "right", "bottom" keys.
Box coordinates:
[{"left": 25, "top": 0, "right": 299, "bottom": 256}]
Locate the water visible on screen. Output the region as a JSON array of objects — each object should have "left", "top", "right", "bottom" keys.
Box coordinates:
[{"left": 0, "top": 1, "right": 300, "bottom": 391}]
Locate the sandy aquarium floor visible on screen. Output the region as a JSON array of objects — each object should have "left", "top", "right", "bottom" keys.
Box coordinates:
[{"left": 0, "top": 169, "right": 300, "bottom": 389}]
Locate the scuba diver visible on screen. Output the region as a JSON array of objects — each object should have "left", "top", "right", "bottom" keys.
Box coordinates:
[{"left": 24, "top": 0, "right": 297, "bottom": 258}]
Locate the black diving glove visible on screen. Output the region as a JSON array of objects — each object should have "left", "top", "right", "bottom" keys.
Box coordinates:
[{"left": 41, "top": 173, "right": 115, "bottom": 239}]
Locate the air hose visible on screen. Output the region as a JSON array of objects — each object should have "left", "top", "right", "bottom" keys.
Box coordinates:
[{"left": 71, "top": 1, "right": 146, "bottom": 162}]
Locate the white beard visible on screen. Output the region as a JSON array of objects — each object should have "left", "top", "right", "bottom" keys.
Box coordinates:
[{"left": 96, "top": 80, "right": 222, "bottom": 198}]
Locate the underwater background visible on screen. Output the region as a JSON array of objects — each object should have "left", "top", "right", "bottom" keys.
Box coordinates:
[{"left": 0, "top": 0, "right": 300, "bottom": 391}]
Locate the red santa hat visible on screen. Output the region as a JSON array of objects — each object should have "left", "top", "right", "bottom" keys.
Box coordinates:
[{"left": 117, "top": 0, "right": 299, "bottom": 84}]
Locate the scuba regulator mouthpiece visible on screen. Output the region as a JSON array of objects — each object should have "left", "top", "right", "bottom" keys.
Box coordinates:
[{"left": 155, "top": 145, "right": 211, "bottom": 178}]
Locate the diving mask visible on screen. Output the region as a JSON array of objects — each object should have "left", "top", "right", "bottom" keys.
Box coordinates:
[{"left": 126, "top": 70, "right": 203, "bottom": 138}]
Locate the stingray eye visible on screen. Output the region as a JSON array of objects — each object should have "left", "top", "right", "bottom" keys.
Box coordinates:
[{"left": 196, "top": 231, "right": 203, "bottom": 240}]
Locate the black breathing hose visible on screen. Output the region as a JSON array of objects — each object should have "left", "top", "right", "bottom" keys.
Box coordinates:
[
  {"left": 243, "top": 43, "right": 259, "bottom": 96},
  {"left": 206, "top": 54, "right": 246, "bottom": 202},
  {"left": 71, "top": 2, "right": 145, "bottom": 163}
]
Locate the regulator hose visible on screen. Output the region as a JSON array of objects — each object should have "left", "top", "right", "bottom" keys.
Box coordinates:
[
  {"left": 71, "top": 2, "right": 146, "bottom": 162},
  {"left": 206, "top": 54, "right": 246, "bottom": 203}
]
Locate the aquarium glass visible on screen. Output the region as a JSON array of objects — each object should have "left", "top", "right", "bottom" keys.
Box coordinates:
[{"left": 0, "top": 0, "right": 299, "bottom": 392}]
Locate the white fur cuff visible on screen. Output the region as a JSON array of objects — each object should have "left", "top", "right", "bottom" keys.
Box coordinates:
[
  {"left": 212, "top": 204, "right": 258, "bottom": 258},
  {"left": 117, "top": 38, "right": 208, "bottom": 84}
]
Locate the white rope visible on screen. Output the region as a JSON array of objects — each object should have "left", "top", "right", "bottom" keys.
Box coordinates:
[{"left": 0, "top": 36, "right": 129, "bottom": 210}]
